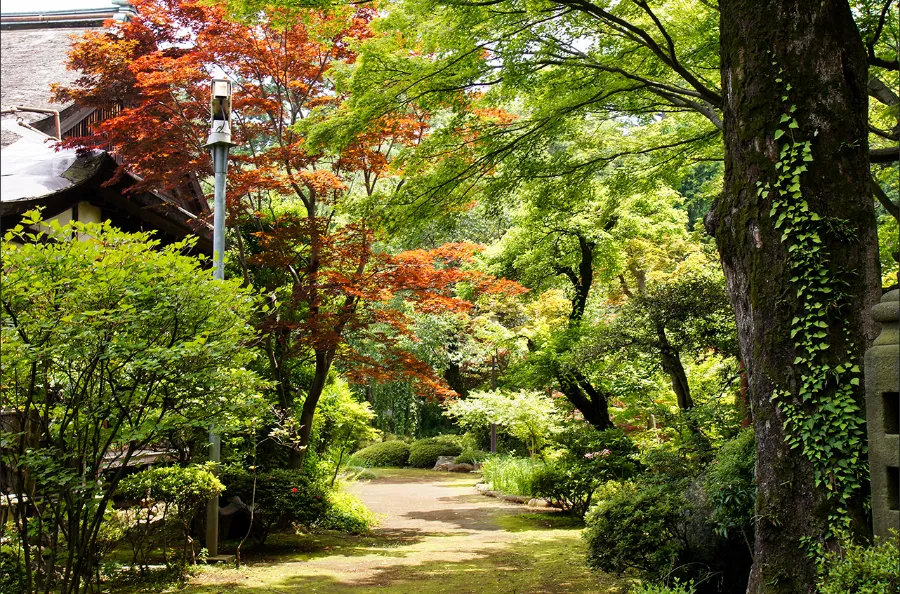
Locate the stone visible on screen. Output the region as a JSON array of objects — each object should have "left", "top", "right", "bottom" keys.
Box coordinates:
[
  {"left": 526, "top": 498, "right": 551, "bottom": 508},
  {"left": 865, "top": 289, "right": 899, "bottom": 540},
  {"left": 433, "top": 456, "right": 457, "bottom": 471},
  {"left": 453, "top": 463, "right": 475, "bottom": 472}
]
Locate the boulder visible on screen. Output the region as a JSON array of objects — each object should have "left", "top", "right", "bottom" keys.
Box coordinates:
[
  {"left": 433, "top": 456, "right": 457, "bottom": 471},
  {"left": 526, "top": 498, "right": 552, "bottom": 508},
  {"left": 446, "top": 463, "right": 474, "bottom": 473}
]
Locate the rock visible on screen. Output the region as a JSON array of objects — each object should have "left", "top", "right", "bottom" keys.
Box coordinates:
[
  {"left": 433, "top": 456, "right": 457, "bottom": 471},
  {"left": 502, "top": 494, "right": 530, "bottom": 504},
  {"left": 447, "top": 463, "right": 474, "bottom": 473},
  {"left": 526, "top": 498, "right": 551, "bottom": 508}
]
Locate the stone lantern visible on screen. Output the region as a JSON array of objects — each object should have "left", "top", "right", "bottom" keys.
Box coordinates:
[{"left": 865, "top": 288, "right": 899, "bottom": 539}]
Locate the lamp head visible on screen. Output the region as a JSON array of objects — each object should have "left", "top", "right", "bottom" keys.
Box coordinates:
[
  {"left": 206, "top": 78, "right": 236, "bottom": 148},
  {"left": 211, "top": 79, "right": 232, "bottom": 122}
]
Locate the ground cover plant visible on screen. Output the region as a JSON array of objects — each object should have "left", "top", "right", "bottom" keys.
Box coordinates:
[{"left": 480, "top": 456, "right": 543, "bottom": 498}]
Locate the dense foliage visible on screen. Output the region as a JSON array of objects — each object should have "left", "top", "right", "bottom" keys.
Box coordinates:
[
  {"left": 11, "top": 0, "right": 897, "bottom": 591},
  {"left": 816, "top": 537, "right": 900, "bottom": 594},
  {"left": 584, "top": 480, "right": 691, "bottom": 581},
  {"left": 407, "top": 436, "right": 463, "bottom": 468},
  {"left": 348, "top": 441, "right": 412, "bottom": 468},
  {"left": 219, "top": 467, "right": 329, "bottom": 544},
  {"left": 1, "top": 215, "right": 261, "bottom": 593},
  {"left": 532, "top": 427, "right": 640, "bottom": 517},
  {"left": 118, "top": 465, "right": 224, "bottom": 566}
]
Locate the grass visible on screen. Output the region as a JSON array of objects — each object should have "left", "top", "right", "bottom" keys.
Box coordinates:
[{"left": 481, "top": 455, "right": 543, "bottom": 497}]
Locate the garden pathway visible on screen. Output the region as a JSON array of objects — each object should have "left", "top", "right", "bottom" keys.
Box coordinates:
[{"left": 188, "top": 469, "right": 623, "bottom": 594}]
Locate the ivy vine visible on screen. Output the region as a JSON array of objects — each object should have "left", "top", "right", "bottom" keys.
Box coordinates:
[{"left": 757, "top": 67, "right": 867, "bottom": 538}]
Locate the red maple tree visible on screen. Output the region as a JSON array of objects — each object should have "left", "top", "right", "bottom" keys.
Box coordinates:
[{"left": 54, "top": 0, "right": 524, "bottom": 462}]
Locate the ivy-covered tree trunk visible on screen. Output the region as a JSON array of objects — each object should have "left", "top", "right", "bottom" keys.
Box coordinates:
[{"left": 710, "top": 1, "right": 881, "bottom": 591}]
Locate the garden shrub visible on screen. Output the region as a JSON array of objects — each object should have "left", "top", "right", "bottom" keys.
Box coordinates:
[
  {"left": 0, "top": 543, "right": 24, "bottom": 594},
  {"left": 455, "top": 450, "right": 489, "bottom": 465},
  {"left": 220, "top": 467, "right": 328, "bottom": 543},
  {"left": 817, "top": 537, "right": 899, "bottom": 594},
  {"left": 319, "top": 490, "right": 378, "bottom": 534},
  {"left": 584, "top": 480, "right": 691, "bottom": 581},
  {"left": 532, "top": 426, "right": 640, "bottom": 518},
  {"left": 408, "top": 436, "right": 463, "bottom": 468},
  {"left": 347, "top": 441, "right": 411, "bottom": 467},
  {"left": 118, "top": 464, "right": 223, "bottom": 565},
  {"left": 703, "top": 429, "right": 755, "bottom": 538},
  {"left": 308, "top": 377, "right": 379, "bottom": 486},
  {"left": 481, "top": 456, "right": 542, "bottom": 496}
]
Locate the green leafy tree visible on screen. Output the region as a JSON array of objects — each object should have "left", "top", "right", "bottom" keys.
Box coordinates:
[
  {"left": 0, "top": 214, "right": 262, "bottom": 594},
  {"left": 443, "top": 389, "right": 562, "bottom": 459},
  {"left": 327, "top": 2, "right": 893, "bottom": 588}
]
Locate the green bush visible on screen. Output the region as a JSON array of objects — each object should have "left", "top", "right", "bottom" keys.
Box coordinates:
[
  {"left": 319, "top": 490, "right": 378, "bottom": 534},
  {"left": 0, "top": 543, "right": 24, "bottom": 594},
  {"left": 455, "top": 450, "right": 489, "bottom": 465},
  {"left": 481, "top": 456, "right": 542, "bottom": 496},
  {"left": 347, "top": 440, "right": 411, "bottom": 467},
  {"left": 817, "top": 537, "right": 899, "bottom": 594},
  {"left": 532, "top": 426, "right": 640, "bottom": 518},
  {"left": 584, "top": 480, "right": 690, "bottom": 581},
  {"left": 408, "top": 437, "right": 463, "bottom": 468},
  {"left": 703, "top": 429, "right": 755, "bottom": 539},
  {"left": 118, "top": 464, "right": 223, "bottom": 564},
  {"left": 220, "top": 467, "right": 328, "bottom": 543}
]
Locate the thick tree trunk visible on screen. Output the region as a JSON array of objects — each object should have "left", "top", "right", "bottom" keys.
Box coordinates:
[
  {"left": 292, "top": 350, "right": 333, "bottom": 468},
  {"left": 557, "top": 370, "right": 614, "bottom": 430},
  {"left": 656, "top": 325, "right": 694, "bottom": 410},
  {"left": 711, "top": 1, "right": 880, "bottom": 591}
]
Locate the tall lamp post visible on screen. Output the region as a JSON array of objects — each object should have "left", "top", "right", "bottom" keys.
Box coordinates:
[{"left": 204, "top": 78, "right": 235, "bottom": 558}]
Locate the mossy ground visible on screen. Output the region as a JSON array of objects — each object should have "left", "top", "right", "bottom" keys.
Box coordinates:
[{"left": 107, "top": 469, "right": 628, "bottom": 594}]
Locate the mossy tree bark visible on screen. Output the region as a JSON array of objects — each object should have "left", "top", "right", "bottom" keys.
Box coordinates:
[{"left": 710, "top": 1, "right": 881, "bottom": 591}]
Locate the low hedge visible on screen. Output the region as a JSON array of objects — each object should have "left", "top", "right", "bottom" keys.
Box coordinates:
[
  {"left": 348, "top": 440, "right": 411, "bottom": 467},
  {"left": 455, "top": 450, "right": 489, "bottom": 465},
  {"left": 219, "top": 467, "right": 328, "bottom": 543},
  {"left": 408, "top": 437, "right": 463, "bottom": 468}
]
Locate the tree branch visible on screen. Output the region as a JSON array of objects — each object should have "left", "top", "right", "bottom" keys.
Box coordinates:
[
  {"left": 868, "top": 75, "right": 900, "bottom": 107},
  {"left": 871, "top": 146, "right": 900, "bottom": 163},
  {"left": 871, "top": 175, "right": 900, "bottom": 221},
  {"left": 549, "top": 0, "right": 722, "bottom": 105}
]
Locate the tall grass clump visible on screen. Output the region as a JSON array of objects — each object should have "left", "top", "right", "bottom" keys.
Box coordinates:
[{"left": 481, "top": 456, "right": 543, "bottom": 496}]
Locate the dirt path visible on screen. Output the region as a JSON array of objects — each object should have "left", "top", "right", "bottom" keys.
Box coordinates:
[{"left": 187, "top": 469, "right": 624, "bottom": 594}]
